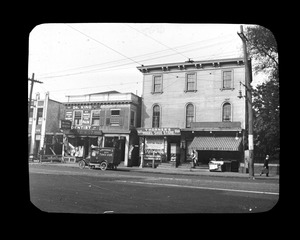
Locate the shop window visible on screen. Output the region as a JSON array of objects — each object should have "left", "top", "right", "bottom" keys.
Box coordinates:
[
  {"left": 185, "top": 73, "right": 197, "bottom": 92},
  {"left": 222, "top": 102, "right": 231, "bottom": 122},
  {"left": 74, "top": 110, "right": 82, "bottom": 125},
  {"left": 91, "top": 110, "right": 100, "bottom": 126},
  {"left": 186, "top": 103, "right": 194, "bottom": 128},
  {"left": 152, "top": 105, "right": 160, "bottom": 128}
]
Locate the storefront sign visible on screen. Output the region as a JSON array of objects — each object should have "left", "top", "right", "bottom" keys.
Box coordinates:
[{"left": 137, "top": 128, "right": 180, "bottom": 136}]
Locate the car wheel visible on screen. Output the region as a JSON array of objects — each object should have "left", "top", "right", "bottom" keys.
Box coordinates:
[
  {"left": 100, "top": 161, "right": 108, "bottom": 171},
  {"left": 79, "top": 160, "right": 85, "bottom": 169}
]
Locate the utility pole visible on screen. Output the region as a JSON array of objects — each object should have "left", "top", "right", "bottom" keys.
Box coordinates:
[
  {"left": 238, "top": 25, "right": 255, "bottom": 179},
  {"left": 28, "top": 73, "right": 43, "bottom": 120}
]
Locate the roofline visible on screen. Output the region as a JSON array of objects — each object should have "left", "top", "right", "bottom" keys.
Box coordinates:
[{"left": 137, "top": 57, "right": 245, "bottom": 71}]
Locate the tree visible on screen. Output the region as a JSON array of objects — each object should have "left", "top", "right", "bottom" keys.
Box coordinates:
[{"left": 245, "top": 25, "right": 279, "bottom": 158}]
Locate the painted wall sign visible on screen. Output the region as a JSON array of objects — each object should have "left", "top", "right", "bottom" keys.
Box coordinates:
[{"left": 137, "top": 128, "right": 180, "bottom": 136}]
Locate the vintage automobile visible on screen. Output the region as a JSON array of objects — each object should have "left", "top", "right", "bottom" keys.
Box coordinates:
[{"left": 78, "top": 145, "right": 121, "bottom": 171}]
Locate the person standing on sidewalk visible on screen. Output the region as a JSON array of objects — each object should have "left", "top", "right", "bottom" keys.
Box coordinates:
[
  {"left": 191, "top": 150, "right": 198, "bottom": 168},
  {"left": 260, "top": 154, "right": 269, "bottom": 177}
]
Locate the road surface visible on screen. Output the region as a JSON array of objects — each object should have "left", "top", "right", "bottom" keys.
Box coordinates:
[{"left": 29, "top": 164, "right": 279, "bottom": 213}]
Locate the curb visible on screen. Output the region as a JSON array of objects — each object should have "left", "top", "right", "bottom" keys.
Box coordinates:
[{"left": 29, "top": 162, "right": 279, "bottom": 180}]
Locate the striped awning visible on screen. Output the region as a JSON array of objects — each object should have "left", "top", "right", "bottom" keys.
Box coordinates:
[{"left": 190, "top": 137, "right": 242, "bottom": 151}]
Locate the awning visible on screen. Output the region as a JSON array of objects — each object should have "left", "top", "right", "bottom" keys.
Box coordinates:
[{"left": 190, "top": 137, "right": 242, "bottom": 151}]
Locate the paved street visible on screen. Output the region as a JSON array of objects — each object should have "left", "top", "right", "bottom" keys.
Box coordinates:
[{"left": 29, "top": 164, "right": 279, "bottom": 214}]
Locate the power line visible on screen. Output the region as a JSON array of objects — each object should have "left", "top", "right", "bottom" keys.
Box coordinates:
[
  {"left": 67, "top": 24, "right": 143, "bottom": 66},
  {"left": 125, "top": 23, "right": 189, "bottom": 60}
]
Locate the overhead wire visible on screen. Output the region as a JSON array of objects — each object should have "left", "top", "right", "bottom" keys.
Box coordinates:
[{"left": 37, "top": 30, "right": 235, "bottom": 79}]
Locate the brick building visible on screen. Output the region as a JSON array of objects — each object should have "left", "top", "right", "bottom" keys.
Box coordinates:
[
  {"left": 137, "top": 58, "right": 249, "bottom": 168},
  {"left": 62, "top": 91, "right": 141, "bottom": 167}
]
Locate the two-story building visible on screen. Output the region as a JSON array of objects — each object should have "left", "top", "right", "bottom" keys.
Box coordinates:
[
  {"left": 137, "top": 58, "right": 249, "bottom": 168},
  {"left": 28, "top": 92, "right": 65, "bottom": 159},
  {"left": 62, "top": 91, "right": 141, "bottom": 167}
]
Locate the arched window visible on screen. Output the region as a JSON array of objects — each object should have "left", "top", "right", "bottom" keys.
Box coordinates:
[
  {"left": 222, "top": 103, "right": 231, "bottom": 122},
  {"left": 186, "top": 103, "right": 194, "bottom": 128},
  {"left": 152, "top": 105, "right": 160, "bottom": 128}
]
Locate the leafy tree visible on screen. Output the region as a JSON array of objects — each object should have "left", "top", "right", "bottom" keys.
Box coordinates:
[{"left": 245, "top": 25, "right": 279, "bottom": 159}]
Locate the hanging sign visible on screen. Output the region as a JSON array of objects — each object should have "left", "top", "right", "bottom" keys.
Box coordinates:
[{"left": 60, "top": 120, "right": 72, "bottom": 130}]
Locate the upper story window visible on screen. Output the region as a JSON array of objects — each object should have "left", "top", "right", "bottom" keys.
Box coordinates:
[
  {"left": 222, "top": 102, "right": 231, "bottom": 122},
  {"left": 186, "top": 103, "right": 195, "bottom": 128},
  {"left": 36, "top": 108, "right": 43, "bottom": 125},
  {"left": 221, "top": 70, "right": 234, "bottom": 90},
  {"left": 152, "top": 75, "right": 163, "bottom": 94},
  {"left": 185, "top": 73, "right": 197, "bottom": 92},
  {"left": 74, "top": 110, "right": 82, "bottom": 125},
  {"left": 29, "top": 108, "right": 33, "bottom": 125},
  {"left": 91, "top": 110, "right": 100, "bottom": 126},
  {"left": 109, "top": 109, "right": 123, "bottom": 126},
  {"left": 130, "top": 110, "right": 135, "bottom": 127},
  {"left": 152, "top": 105, "right": 160, "bottom": 128}
]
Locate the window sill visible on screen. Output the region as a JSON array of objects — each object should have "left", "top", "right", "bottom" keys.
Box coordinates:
[
  {"left": 184, "top": 90, "right": 197, "bottom": 93},
  {"left": 220, "top": 88, "right": 235, "bottom": 91},
  {"left": 151, "top": 92, "right": 164, "bottom": 94}
]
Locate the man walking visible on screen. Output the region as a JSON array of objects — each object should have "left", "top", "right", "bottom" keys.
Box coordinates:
[{"left": 260, "top": 154, "right": 269, "bottom": 177}]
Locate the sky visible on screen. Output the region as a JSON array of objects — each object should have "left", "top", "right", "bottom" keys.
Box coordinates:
[{"left": 28, "top": 23, "right": 264, "bottom": 102}]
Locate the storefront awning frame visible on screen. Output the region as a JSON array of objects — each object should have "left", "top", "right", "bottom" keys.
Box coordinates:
[{"left": 190, "top": 136, "right": 242, "bottom": 151}]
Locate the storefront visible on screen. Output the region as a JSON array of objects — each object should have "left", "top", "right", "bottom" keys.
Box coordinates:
[
  {"left": 62, "top": 129, "right": 103, "bottom": 162},
  {"left": 62, "top": 128, "right": 139, "bottom": 166},
  {"left": 137, "top": 128, "right": 181, "bottom": 166},
  {"left": 180, "top": 122, "right": 244, "bottom": 165}
]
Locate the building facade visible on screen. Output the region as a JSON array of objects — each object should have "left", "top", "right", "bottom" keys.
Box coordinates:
[
  {"left": 62, "top": 91, "right": 141, "bottom": 167},
  {"left": 28, "top": 92, "right": 65, "bottom": 158},
  {"left": 137, "top": 58, "right": 248, "bottom": 168}
]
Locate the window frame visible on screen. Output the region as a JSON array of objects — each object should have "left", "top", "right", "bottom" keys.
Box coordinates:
[
  {"left": 91, "top": 110, "right": 101, "bottom": 126},
  {"left": 185, "top": 103, "right": 195, "bottom": 128},
  {"left": 222, "top": 102, "right": 232, "bottom": 122},
  {"left": 185, "top": 72, "right": 197, "bottom": 92},
  {"left": 152, "top": 75, "right": 163, "bottom": 94},
  {"left": 73, "top": 110, "right": 83, "bottom": 126},
  {"left": 152, "top": 104, "right": 161, "bottom": 128},
  {"left": 221, "top": 69, "right": 234, "bottom": 91}
]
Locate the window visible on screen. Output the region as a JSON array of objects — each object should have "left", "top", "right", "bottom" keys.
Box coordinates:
[
  {"left": 36, "top": 108, "right": 43, "bottom": 125},
  {"left": 111, "top": 110, "right": 120, "bottom": 116},
  {"left": 29, "top": 108, "right": 33, "bottom": 125},
  {"left": 152, "top": 105, "right": 160, "bottom": 128},
  {"left": 74, "top": 110, "right": 82, "bottom": 125},
  {"left": 110, "top": 109, "right": 122, "bottom": 126},
  {"left": 186, "top": 104, "right": 194, "bottom": 128},
  {"left": 91, "top": 110, "right": 100, "bottom": 126},
  {"left": 153, "top": 75, "right": 162, "bottom": 93},
  {"left": 222, "top": 70, "right": 233, "bottom": 89},
  {"left": 222, "top": 103, "right": 231, "bottom": 122},
  {"left": 186, "top": 73, "right": 196, "bottom": 92},
  {"left": 130, "top": 110, "right": 135, "bottom": 126}
]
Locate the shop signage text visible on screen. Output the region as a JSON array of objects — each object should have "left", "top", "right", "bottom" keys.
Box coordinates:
[
  {"left": 60, "top": 120, "right": 72, "bottom": 130},
  {"left": 138, "top": 128, "right": 180, "bottom": 136}
]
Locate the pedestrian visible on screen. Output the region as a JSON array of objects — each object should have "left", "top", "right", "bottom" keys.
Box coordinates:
[
  {"left": 39, "top": 147, "right": 45, "bottom": 163},
  {"left": 191, "top": 150, "right": 198, "bottom": 168},
  {"left": 260, "top": 154, "right": 270, "bottom": 177}
]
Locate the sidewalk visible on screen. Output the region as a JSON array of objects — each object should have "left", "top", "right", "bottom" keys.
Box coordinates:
[{"left": 29, "top": 161, "right": 279, "bottom": 180}]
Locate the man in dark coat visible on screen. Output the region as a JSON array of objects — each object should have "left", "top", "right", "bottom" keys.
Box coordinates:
[{"left": 260, "top": 154, "right": 269, "bottom": 177}]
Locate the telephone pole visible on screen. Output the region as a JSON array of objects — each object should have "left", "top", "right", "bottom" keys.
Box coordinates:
[
  {"left": 237, "top": 25, "right": 255, "bottom": 179},
  {"left": 28, "top": 73, "right": 43, "bottom": 119}
]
